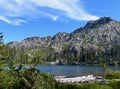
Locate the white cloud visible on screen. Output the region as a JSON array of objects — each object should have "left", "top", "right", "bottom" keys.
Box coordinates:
[
  {"left": 0, "top": 0, "right": 99, "bottom": 25},
  {"left": 0, "top": 15, "right": 27, "bottom": 25}
]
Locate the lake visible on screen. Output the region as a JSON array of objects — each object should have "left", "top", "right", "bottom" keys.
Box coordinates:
[{"left": 36, "top": 65, "right": 120, "bottom": 77}]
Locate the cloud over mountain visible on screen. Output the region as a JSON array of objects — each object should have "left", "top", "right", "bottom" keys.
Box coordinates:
[{"left": 0, "top": 0, "right": 99, "bottom": 25}]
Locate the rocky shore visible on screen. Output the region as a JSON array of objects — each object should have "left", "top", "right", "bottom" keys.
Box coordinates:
[{"left": 55, "top": 75, "right": 109, "bottom": 84}]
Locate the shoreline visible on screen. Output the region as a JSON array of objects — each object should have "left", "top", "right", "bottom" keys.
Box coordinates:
[{"left": 54, "top": 75, "right": 109, "bottom": 84}]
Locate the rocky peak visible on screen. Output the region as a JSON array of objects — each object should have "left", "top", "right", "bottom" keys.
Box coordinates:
[
  {"left": 73, "top": 17, "right": 117, "bottom": 34},
  {"left": 53, "top": 32, "right": 68, "bottom": 37},
  {"left": 52, "top": 32, "right": 68, "bottom": 40},
  {"left": 84, "top": 17, "right": 113, "bottom": 29},
  {"left": 23, "top": 36, "right": 40, "bottom": 42}
]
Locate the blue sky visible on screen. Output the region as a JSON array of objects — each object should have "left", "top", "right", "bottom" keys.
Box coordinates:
[{"left": 0, "top": 0, "right": 120, "bottom": 43}]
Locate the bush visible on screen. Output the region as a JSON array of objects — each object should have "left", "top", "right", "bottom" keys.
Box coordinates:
[
  {"left": 105, "top": 71, "right": 120, "bottom": 79},
  {"left": 90, "top": 83, "right": 112, "bottom": 89},
  {"left": 55, "top": 82, "right": 112, "bottom": 89},
  {"left": 0, "top": 70, "right": 21, "bottom": 89},
  {"left": 110, "top": 81, "right": 120, "bottom": 89},
  {"left": 0, "top": 67, "right": 56, "bottom": 89}
]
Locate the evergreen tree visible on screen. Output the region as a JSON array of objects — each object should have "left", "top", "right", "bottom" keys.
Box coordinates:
[{"left": 0, "top": 32, "right": 3, "bottom": 44}]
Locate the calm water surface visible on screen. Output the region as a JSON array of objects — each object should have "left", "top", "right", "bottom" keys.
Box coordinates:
[{"left": 36, "top": 65, "right": 120, "bottom": 77}]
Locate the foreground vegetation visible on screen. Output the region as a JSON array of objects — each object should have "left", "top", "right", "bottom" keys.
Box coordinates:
[
  {"left": 56, "top": 81, "right": 120, "bottom": 89},
  {"left": 0, "top": 67, "right": 56, "bottom": 89},
  {"left": 1, "top": 33, "right": 120, "bottom": 89},
  {"left": 1, "top": 63, "right": 120, "bottom": 89}
]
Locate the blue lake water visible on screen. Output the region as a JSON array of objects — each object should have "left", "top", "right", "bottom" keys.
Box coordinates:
[{"left": 36, "top": 65, "right": 120, "bottom": 77}]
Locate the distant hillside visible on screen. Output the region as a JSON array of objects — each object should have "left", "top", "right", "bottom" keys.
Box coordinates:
[{"left": 8, "top": 17, "right": 120, "bottom": 65}]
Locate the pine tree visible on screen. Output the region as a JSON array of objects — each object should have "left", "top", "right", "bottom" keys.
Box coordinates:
[{"left": 0, "top": 32, "right": 3, "bottom": 44}]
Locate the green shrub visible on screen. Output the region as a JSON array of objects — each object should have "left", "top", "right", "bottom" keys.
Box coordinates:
[
  {"left": 0, "top": 70, "right": 21, "bottom": 89},
  {"left": 0, "top": 67, "right": 56, "bottom": 89},
  {"left": 110, "top": 81, "right": 120, "bottom": 89},
  {"left": 90, "top": 83, "right": 112, "bottom": 89},
  {"left": 105, "top": 71, "right": 120, "bottom": 79},
  {"left": 55, "top": 82, "right": 112, "bottom": 89}
]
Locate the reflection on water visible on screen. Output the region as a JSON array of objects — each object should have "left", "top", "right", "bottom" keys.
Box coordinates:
[{"left": 36, "top": 65, "right": 120, "bottom": 77}]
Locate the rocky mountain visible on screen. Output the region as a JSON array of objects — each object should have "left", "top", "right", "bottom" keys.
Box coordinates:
[{"left": 8, "top": 17, "right": 120, "bottom": 65}]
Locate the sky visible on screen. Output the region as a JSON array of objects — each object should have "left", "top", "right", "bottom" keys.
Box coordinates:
[{"left": 0, "top": 0, "right": 120, "bottom": 43}]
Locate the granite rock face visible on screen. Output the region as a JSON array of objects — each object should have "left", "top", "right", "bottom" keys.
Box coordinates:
[
  {"left": 8, "top": 17, "right": 120, "bottom": 64},
  {"left": 9, "top": 17, "right": 120, "bottom": 49}
]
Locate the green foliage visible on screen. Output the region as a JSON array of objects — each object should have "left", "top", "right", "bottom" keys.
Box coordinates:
[
  {"left": 0, "top": 66, "right": 56, "bottom": 89},
  {"left": 37, "top": 72, "right": 56, "bottom": 89},
  {"left": 110, "top": 81, "right": 120, "bottom": 89},
  {"left": 17, "top": 67, "right": 55, "bottom": 89},
  {"left": 0, "top": 70, "right": 20, "bottom": 89},
  {"left": 55, "top": 82, "right": 112, "bottom": 89},
  {"left": 105, "top": 71, "right": 120, "bottom": 79},
  {"left": 0, "top": 45, "right": 16, "bottom": 68}
]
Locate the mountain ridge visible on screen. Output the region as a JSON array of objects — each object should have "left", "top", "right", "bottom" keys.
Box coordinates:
[
  {"left": 8, "top": 17, "right": 119, "bottom": 48},
  {"left": 8, "top": 17, "right": 120, "bottom": 64}
]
